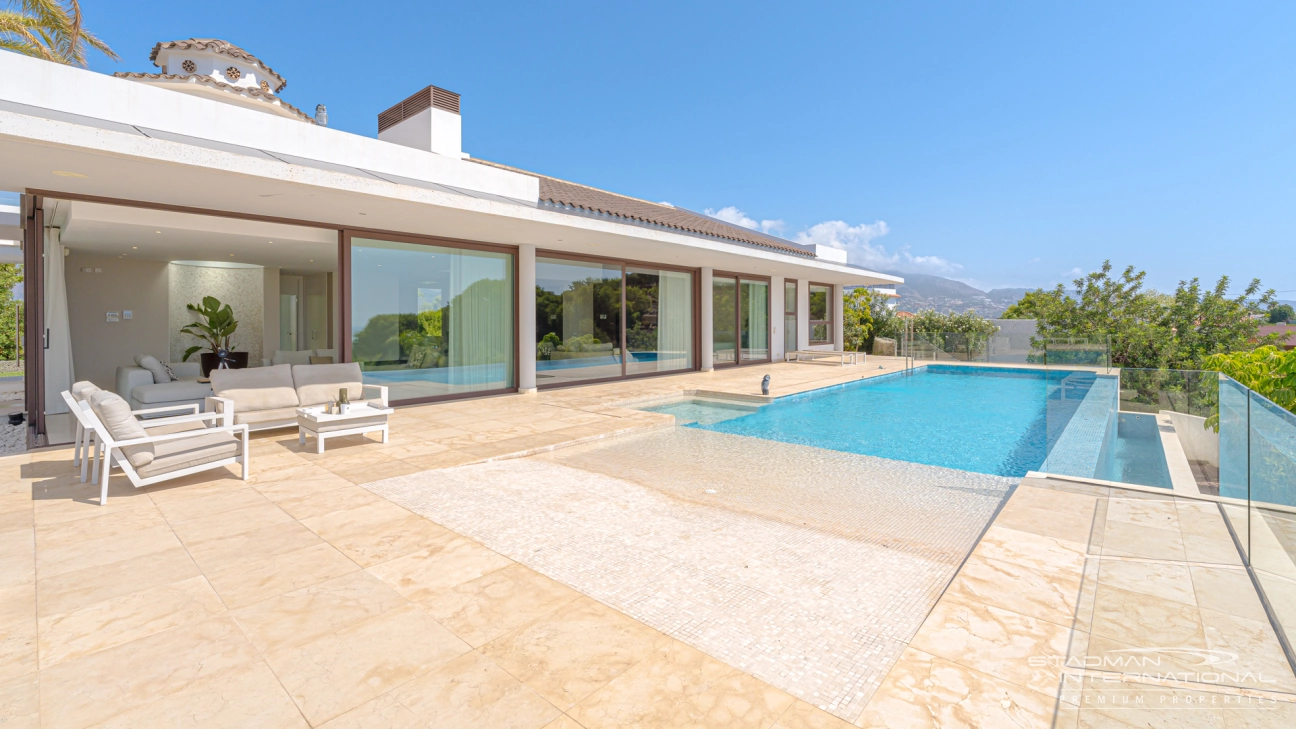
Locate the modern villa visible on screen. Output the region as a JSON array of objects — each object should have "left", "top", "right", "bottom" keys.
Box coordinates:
[
  {"left": 2, "top": 39, "right": 1294, "bottom": 729},
  {"left": 0, "top": 40, "right": 899, "bottom": 445}
]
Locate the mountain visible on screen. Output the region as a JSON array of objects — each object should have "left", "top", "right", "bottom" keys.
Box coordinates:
[{"left": 879, "top": 272, "right": 1038, "bottom": 317}]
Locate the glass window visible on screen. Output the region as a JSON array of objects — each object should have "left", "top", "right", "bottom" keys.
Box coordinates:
[
  {"left": 712, "top": 277, "right": 737, "bottom": 365},
  {"left": 784, "top": 280, "right": 797, "bottom": 354},
  {"left": 626, "top": 268, "right": 694, "bottom": 375},
  {"left": 809, "top": 284, "right": 832, "bottom": 344},
  {"left": 740, "top": 279, "right": 769, "bottom": 362},
  {"left": 350, "top": 237, "right": 514, "bottom": 402},
  {"left": 536, "top": 257, "right": 622, "bottom": 385}
]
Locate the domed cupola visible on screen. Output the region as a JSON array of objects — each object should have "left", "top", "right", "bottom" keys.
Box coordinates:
[{"left": 113, "top": 38, "right": 313, "bottom": 122}]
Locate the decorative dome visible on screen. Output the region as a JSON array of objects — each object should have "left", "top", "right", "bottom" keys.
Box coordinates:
[{"left": 113, "top": 38, "right": 312, "bottom": 122}]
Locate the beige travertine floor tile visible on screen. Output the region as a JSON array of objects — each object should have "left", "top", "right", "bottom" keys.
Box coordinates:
[
  {"left": 0, "top": 529, "right": 34, "bottom": 589},
  {"left": 0, "top": 617, "right": 36, "bottom": 682},
  {"left": 38, "top": 615, "right": 258, "bottom": 729},
  {"left": 974, "top": 524, "right": 1088, "bottom": 572},
  {"left": 152, "top": 486, "right": 269, "bottom": 523},
  {"left": 0, "top": 507, "right": 31, "bottom": 535},
  {"left": 1100, "top": 520, "right": 1188, "bottom": 561},
  {"left": 1106, "top": 497, "right": 1180, "bottom": 531},
  {"left": 1072, "top": 677, "right": 1229, "bottom": 728},
  {"left": 1089, "top": 583, "right": 1206, "bottom": 650},
  {"left": 994, "top": 485, "right": 1097, "bottom": 545},
  {"left": 333, "top": 459, "right": 426, "bottom": 485},
  {"left": 204, "top": 541, "right": 359, "bottom": 609},
  {"left": 482, "top": 596, "right": 666, "bottom": 710},
  {"left": 773, "top": 699, "right": 857, "bottom": 729},
  {"left": 251, "top": 468, "right": 353, "bottom": 503},
  {"left": 942, "top": 551, "right": 1082, "bottom": 628},
  {"left": 419, "top": 562, "right": 582, "bottom": 648},
  {"left": 274, "top": 483, "right": 385, "bottom": 521},
  {"left": 391, "top": 649, "right": 561, "bottom": 728},
  {"left": 35, "top": 546, "right": 200, "bottom": 618},
  {"left": 38, "top": 574, "right": 226, "bottom": 668},
  {"left": 35, "top": 523, "right": 180, "bottom": 579},
  {"left": 539, "top": 715, "right": 586, "bottom": 729},
  {"left": 367, "top": 535, "right": 513, "bottom": 603},
  {"left": 568, "top": 639, "right": 796, "bottom": 729},
  {"left": 1198, "top": 607, "right": 1296, "bottom": 692},
  {"left": 301, "top": 502, "right": 451, "bottom": 567},
  {"left": 86, "top": 660, "right": 307, "bottom": 729},
  {"left": 264, "top": 603, "right": 470, "bottom": 725},
  {"left": 316, "top": 694, "right": 422, "bottom": 729},
  {"left": 166, "top": 501, "right": 296, "bottom": 545},
  {"left": 1098, "top": 559, "right": 1197, "bottom": 605},
  {"left": 232, "top": 570, "right": 406, "bottom": 654},
  {"left": 1190, "top": 566, "right": 1268, "bottom": 622},
  {"left": 908, "top": 593, "right": 1071, "bottom": 696},
  {"left": 142, "top": 469, "right": 247, "bottom": 505},
  {"left": 1186, "top": 536, "right": 1246, "bottom": 566},
  {"left": 181, "top": 519, "right": 324, "bottom": 574},
  {"left": 33, "top": 505, "right": 168, "bottom": 550},
  {"left": 30, "top": 482, "right": 151, "bottom": 526},
  {"left": 403, "top": 450, "right": 478, "bottom": 470},
  {"left": 854, "top": 646, "right": 1056, "bottom": 729},
  {"left": 0, "top": 674, "right": 39, "bottom": 729},
  {"left": 0, "top": 582, "right": 35, "bottom": 627}
]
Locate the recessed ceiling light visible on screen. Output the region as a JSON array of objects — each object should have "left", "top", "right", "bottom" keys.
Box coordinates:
[
  {"left": 155, "top": 230, "right": 161, "bottom": 234},
  {"left": 229, "top": 254, "right": 235, "bottom": 257},
  {"left": 52, "top": 170, "right": 88, "bottom": 178},
  {"left": 132, "top": 246, "right": 138, "bottom": 249}
]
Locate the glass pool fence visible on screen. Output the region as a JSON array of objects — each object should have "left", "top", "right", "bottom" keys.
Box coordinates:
[{"left": 900, "top": 331, "right": 1111, "bottom": 370}]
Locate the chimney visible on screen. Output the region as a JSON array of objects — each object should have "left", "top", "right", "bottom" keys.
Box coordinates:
[
  {"left": 377, "top": 85, "right": 464, "bottom": 158},
  {"left": 314, "top": 104, "right": 328, "bottom": 127}
]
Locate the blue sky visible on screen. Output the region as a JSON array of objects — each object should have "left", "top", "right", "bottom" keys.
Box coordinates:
[{"left": 33, "top": 1, "right": 1296, "bottom": 295}]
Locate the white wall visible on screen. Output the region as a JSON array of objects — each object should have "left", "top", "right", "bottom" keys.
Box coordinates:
[
  {"left": 263, "top": 267, "right": 280, "bottom": 359},
  {"left": 65, "top": 252, "right": 169, "bottom": 390}
]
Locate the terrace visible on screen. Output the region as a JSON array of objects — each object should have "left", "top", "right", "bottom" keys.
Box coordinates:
[{"left": 5, "top": 359, "right": 1294, "bottom": 728}]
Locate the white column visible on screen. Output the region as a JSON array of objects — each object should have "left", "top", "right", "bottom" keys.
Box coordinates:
[
  {"left": 518, "top": 244, "right": 537, "bottom": 393},
  {"left": 770, "top": 276, "right": 785, "bottom": 361},
  {"left": 700, "top": 267, "right": 713, "bottom": 371},
  {"left": 833, "top": 284, "right": 845, "bottom": 351},
  {"left": 797, "top": 279, "right": 811, "bottom": 350}
]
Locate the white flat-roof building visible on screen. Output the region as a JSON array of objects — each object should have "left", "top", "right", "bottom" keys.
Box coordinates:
[{"left": 0, "top": 40, "right": 900, "bottom": 443}]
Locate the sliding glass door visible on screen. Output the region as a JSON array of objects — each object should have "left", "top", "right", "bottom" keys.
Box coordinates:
[
  {"left": 536, "top": 255, "right": 695, "bottom": 386},
  {"left": 784, "top": 280, "right": 798, "bottom": 354},
  {"left": 349, "top": 236, "right": 514, "bottom": 403},
  {"left": 712, "top": 274, "right": 771, "bottom": 366}
]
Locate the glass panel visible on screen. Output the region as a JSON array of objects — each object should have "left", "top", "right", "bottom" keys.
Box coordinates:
[
  {"left": 740, "top": 280, "right": 769, "bottom": 362},
  {"left": 712, "top": 277, "right": 736, "bottom": 365},
  {"left": 1249, "top": 387, "right": 1296, "bottom": 646},
  {"left": 536, "top": 257, "right": 622, "bottom": 385},
  {"left": 626, "top": 268, "right": 693, "bottom": 375},
  {"left": 784, "top": 281, "right": 797, "bottom": 354},
  {"left": 809, "top": 284, "right": 830, "bottom": 344},
  {"left": 350, "top": 237, "right": 514, "bottom": 401}
]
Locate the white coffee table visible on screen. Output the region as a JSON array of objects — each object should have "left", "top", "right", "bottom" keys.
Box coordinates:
[{"left": 296, "top": 403, "right": 394, "bottom": 454}]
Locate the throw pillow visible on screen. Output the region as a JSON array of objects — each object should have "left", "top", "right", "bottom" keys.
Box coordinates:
[
  {"left": 162, "top": 363, "right": 179, "bottom": 381},
  {"left": 89, "top": 390, "right": 154, "bottom": 468},
  {"left": 137, "top": 355, "right": 171, "bottom": 384}
]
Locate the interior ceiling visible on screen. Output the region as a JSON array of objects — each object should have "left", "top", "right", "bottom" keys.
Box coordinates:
[{"left": 50, "top": 199, "right": 337, "bottom": 273}]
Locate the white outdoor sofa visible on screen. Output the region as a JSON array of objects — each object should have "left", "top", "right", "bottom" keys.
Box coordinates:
[
  {"left": 205, "top": 362, "right": 388, "bottom": 432},
  {"left": 73, "top": 389, "right": 250, "bottom": 506}
]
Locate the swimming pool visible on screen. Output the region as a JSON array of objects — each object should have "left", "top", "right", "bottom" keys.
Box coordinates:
[{"left": 644, "top": 365, "right": 1171, "bottom": 485}]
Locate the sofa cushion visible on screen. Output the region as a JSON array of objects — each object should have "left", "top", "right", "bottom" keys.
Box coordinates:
[
  {"left": 71, "top": 380, "right": 100, "bottom": 401},
  {"left": 89, "top": 390, "right": 154, "bottom": 467},
  {"left": 301, "top": 412, "right": 388, "bottom": 434},
  {"left": 131, "top": 380, "right": 214, "bottom": 405},
  {"left": 292, "top": 363, "right": 366, "bottom": 407},
  {"left": 135, "top": 354, "right": 173, "bottom": 384},
  {"left": 234, "top": 406, "right": 300, "bottom": 426},
  {"left": 271, "top": 350, "right": 314, "bottom": 366},
  {"left": 211, "top": 364, "right": 300, "bottom": 412},
  {"left": 136, "top": 431, "right": 239, "bottom": 478}
]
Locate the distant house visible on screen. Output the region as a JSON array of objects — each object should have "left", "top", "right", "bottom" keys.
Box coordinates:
[{"left": 1258, "top": 324, "right": 1296, "bottom": 350}]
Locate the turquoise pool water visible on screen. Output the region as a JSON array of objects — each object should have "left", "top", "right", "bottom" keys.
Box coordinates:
[{"left": 645, "top": 365, "right": 1169, "bottom": 484}]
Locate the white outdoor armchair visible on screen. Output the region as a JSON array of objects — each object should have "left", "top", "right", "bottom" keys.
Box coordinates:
[
  {"left": 62, "top": 389, "right": 211, "bottom": 485},
  {"left": 79, "top": 391, "right": 250, "bottom": 505}
]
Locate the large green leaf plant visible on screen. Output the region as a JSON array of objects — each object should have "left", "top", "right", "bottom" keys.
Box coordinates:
[{"left": 180, "top": 296, "right": 238, "bottom": 362}]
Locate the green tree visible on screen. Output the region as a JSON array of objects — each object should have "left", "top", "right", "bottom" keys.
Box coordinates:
[
  {"left": 1203, "top": 346, "right": 1296, "bottom": 418},
  {"left": 0, "top": 263, "right": 21, "bottom": 362},
  {"left": 1, "top": 0, "right": 117, "bottom": 66},
  {"left": 1269, "top": 303, "right": 1295, "bottom": 324},
  {"left": 1002, "top": 261, "right": 1273, "bottom": 370},
  {"left": 842, "top": 288, "right": 874, "bottom": 352}
]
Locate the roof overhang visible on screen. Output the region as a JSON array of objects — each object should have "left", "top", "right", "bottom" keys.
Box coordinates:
[{"left": 0, "top": 55, "right": 901, "bottom": 288}]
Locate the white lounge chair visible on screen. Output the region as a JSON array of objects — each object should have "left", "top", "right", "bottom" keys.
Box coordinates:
[
  {"left": 62, "top": 387, "right": 207, "bottom": 485},
  {"left": 82, "top": 390, "right": 249, "bottom": 505}
]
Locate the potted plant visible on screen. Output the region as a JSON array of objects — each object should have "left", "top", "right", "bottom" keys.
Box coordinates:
[{"left": 180, "top": 296, "right": 248, "bottom": 376}]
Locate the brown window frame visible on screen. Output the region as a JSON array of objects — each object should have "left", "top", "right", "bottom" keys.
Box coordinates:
[
  {"left": 712, "top": 271, "right": 773, "bottom": 368},
  {"left": 808, "top": 282, "right": 833, "bottom": 345}
]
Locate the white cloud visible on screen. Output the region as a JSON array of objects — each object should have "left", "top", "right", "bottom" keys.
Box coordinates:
[
  {"left": 1064, "top": 267, "right": 1083, "bottom": 277},
  {"left": 793, "top": 219, "right": 960, "bottom": 274},
  {"left": 704, "top": 206, "right": 785, "bottom": 235}
]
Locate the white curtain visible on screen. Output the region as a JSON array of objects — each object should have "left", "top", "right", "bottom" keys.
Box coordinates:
[
  {"left": 44, "top": 228, "right": 74, "bottom": 413},
  {"left": 657, "top": 270, "right": 692, "bottom": 371},
  {"left": 743, "top": 281, "right": 769, "bottom": 359},
  {"left": 448, "top": 251, "right": 513, "bottom": 389}
]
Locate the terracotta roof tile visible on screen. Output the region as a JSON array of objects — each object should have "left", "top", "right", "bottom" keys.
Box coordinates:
[
  {"left": 149, "top": 39, "right": 288, "bottom": 92},
  {"left": 470, "top": 159, "right": 813, "bottom": 257}
]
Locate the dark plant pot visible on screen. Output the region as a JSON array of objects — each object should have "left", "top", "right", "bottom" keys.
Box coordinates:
[{"left": 200, "top": 351, "right": 249, "bottom": 377}]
